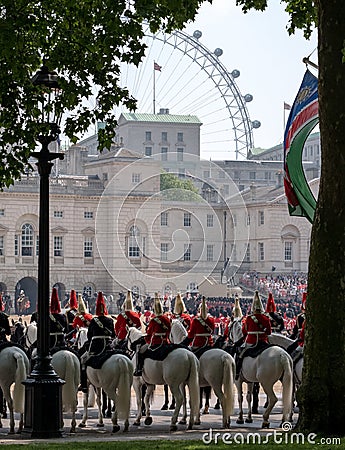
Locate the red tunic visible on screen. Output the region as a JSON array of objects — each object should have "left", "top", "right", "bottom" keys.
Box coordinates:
[
  {"left": 242, "top": 313, "right": 271, "bottom": 345},
  {"left": 145, "top": 314, "right": 171, "bottom": 346},
  {"left": 188, "top": 315, "right": 215, "bottom": 348},
  {"left": 72, "top": 312, "right": 93, "bottom": 329},
  {"left": 115, "top": 310, "right": 142, "bottom": 340},
  {"left": 298, "top": 320, "right": 305, "bottom": 347},
  {"left": 173, "top": 313, "right": 191, "bottom": 330}
]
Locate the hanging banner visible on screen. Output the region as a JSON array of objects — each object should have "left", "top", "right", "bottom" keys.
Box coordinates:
[{"left": 284, "top": 69, "right": 318, "bottom": 223}]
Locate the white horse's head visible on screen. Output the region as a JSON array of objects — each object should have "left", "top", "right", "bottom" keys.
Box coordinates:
[
  {"left": 127, "top": 326, "right": 145, "bottom": 351},
  {"left": 24, "top": 322, "right": 37, "bottom": 350},
  {"left": 229, "top": 318, "right": 243, "bottom": 343},
  {"left": 170, "top": 319, "right": 187, "bottom": 344}
]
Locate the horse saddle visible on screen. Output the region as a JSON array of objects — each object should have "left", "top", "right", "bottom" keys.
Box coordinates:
[
  {"left": 191, "top": 345, "right": 212, "bottom": 359},
  {"left": 144, "top": 343, "right": 184, "bottom": 361},
  {"left": 243, "top": 341, "right": 274, "bottom": 359},
  {"left": 87, "top": 349, "right": 131, "bottom": 369},
  {"left": 0, "top": 341, "right": 26, "bottom": 354}
]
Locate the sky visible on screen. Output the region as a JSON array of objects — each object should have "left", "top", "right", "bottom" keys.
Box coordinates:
[{"left": 182, "top": 0, "right": 318, "bottom": 157}]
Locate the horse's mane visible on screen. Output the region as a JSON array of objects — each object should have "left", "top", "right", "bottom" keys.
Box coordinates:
[{"left": 128, "top": 326, "right": 143, "bottom": 342}]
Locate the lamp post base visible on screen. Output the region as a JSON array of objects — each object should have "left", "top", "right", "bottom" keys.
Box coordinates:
[{"left": 22, "top": 373, "right": 65, "bottom": 438}]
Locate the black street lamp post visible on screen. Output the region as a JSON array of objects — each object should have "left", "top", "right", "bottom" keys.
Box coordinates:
[{"left": 22, "top": 66, "right": 65, "bottom": 438}]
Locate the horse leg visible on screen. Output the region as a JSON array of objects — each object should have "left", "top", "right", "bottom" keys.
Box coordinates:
[
  {"left": 252, "top": 382, "right": 260, "bottom": 413},
  {"left": 79, "top": 390, "right": 89, "bottom": 428},
  {"left": 203, "top": 386, "right": 211, "bottom": 414},
  {"left": 144, "top": 384, "right": 154, "bottom": 426},
  {"left": 169, "top": 384, "right": 184, "bottom": 432},
  {"left": 261, "top": 383, "right": 278, "bottom": 428},
  {"left": 235, "top": 380, "right": 245, "bottom": 424},
  {"left": 161, "top": 384, "right": 169, "bottom": 410},
  {"left": 95, "top": 387, "right": 104, "bottom": 427},
  {"left": 110, "top": 394, "right": 120, "bottom": 433},
  {"left": 133, "top": 378, "right": 143, "bottom": 426},
  {"left": 5, "top": 391, "right": 15, "bottom": 434},
  {"left": 178, "top": 384, "right": 187, "bottom": 425},
  {"left": 245, "top": 382, "right": 253, "bottom": 423},
  {"left": 141, "top": 383, "right": 147, "bottom": 415}
]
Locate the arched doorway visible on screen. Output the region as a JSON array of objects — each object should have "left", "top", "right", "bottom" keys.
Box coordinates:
[{"left": 15, "top": 277, "right": 38, "bottom": 315}]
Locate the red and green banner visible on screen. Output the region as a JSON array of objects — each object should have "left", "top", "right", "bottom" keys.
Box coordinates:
[{"left": 284, "top": 70, "right": 318, "bottom": 224}]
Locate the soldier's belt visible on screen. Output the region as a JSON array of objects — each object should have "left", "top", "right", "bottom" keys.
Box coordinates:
[
  {"left": 153, "top": 333, "right": 166, "bottom": 336},
  {"left": 91, "top": 336, "right": 111, "bottom": 341},
  {"left": 50, "top": 332, "right": 64, "bottom": 336},
  {"left": 247, "top": 331, "right": 265, "bottom": 335},
  {"left": 195, "top": 333, "right": 210, "bottom": 337}
]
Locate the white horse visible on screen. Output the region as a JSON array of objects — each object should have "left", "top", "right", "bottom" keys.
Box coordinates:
[
  {"left": 51, "top": 350, "right": 80, "bottom": 433},
  {"left": 79, "top": 354, "right": 133, "bottom": 433},
  {"left": 268, "top": 333, "right": 303, "bottom": 386},
  {"left": 230, "top": 319, "right": 293, "bottom": 428},
  {"left": 170, "top": 319, "right": 235, "bottom": 428},
  {"left": 127, "top": 326, "right": 200, "bottom": 431},
  {"left": 0, "top": 346, "right": 30, "bottom": 433},
  {"left": 23, "top": 322, "right": 81, "bottom": 433}
]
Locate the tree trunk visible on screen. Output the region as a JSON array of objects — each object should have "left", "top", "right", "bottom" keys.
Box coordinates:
[{"left": 297, "top": 0, "right": 345, "bottom": 435}]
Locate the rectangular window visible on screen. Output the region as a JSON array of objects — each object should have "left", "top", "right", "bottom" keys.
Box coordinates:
[
  {"left": 284, "top": 241, "right": 293, "bottom": 261},
  {"left": 177, "top": 147, "right": 184, "bottom": 161},
  {"left": 177, "top": 132, "right": 183, "bottom": 142},
  {"left": 184, "top": 212, "right": 191, "bottom": 227},
  {"left": 234, "top": 171, "right": 240, "bottom": 180},
  {"left": 249, "top": 171, "right": 256, "bottom": 180},
  {"left": 145, "top": 131, "right": 151, "bottom": 141},
  {"left": 0, "top": 209, "right": 4, "bottom": 216},
  {"left": 161, "top": 132, "right": 168, "bottom": 142},
  {"left": 84, "top": 238, "right": 93, "bottom": 257},
  {"left": 206, "top": 244, "right": 214, "bottom": 262},
  {"left": 145, "top": 146, "right": 152, "bottom": 156},
  {"left": 183, "top": 244, "right": 191, "bottom": 261},
  {"left": 36, "top": 235, "right": 39, "bottom": 256},
  {"left": 178, "top": 168, "right": 185, "bottom": 178},
  {"left": 206, "top": 214, "right": 214, "bottom": 227},
  {"left": 258, "top": 242, "right": 264, "bottom": 261},
  {"left": 161, "top": 243, "right": 168, "bottom": 261},
  {"left": 246, "top": 214, "right": 251, "bottom": 226},
  {"left": 84, "top": 211, "right": 94, "bottom": 219},
  {"left": 54, "top": 236, "right": 63, "bottom": 257},
  {"left": 264, "top": 172, "right": 272, "bottom": 180},
  {"left": 132, "top": 173, "right": 141, "bottom": 183},
  {"left": 218, "top": 170, "right": 225, "bottom": 179},
  {"left": 161, "top": 212, "right": 168, "bottom": 226},
  {"left": 54, "top": 211, "right": 63, "bottom": 218},
  {"left": 203, "top": 170, "right": 210, "bottom": 178},
  {"left": 161, "top": 147, "right": 168, "bottom": 161},
  {"left": 128, "top": 244, "right": 140, "bottom": 258},
  {"left": 0, "top": 236, "right": 4, "bottom": 256},
  {"left": 258, "top": 211, "right": 264, "bottom": 225}
]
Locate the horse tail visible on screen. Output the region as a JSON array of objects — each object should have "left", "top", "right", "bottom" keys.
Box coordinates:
[
  {"left": 186, "top": 353, "right": 200, "bottom": 422},
  {"left": 63, "top": 352, "right": 80, "bottom": 412},
  {"left": 281, "top": 351, "right": 293, "bottom": 420},
  {"left": 13, "top": 351, "right": 29, "bottom": 413},
  {"left": 117, "top": 357, "right": 133, "bottom": 421},
  {"left": 222, "top": 354, "right": 235, "bottom": 417}
]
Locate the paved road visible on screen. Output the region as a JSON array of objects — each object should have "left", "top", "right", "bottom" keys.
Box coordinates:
[{"left": 0, "top": 385, "right": 295, "bottom": 444}]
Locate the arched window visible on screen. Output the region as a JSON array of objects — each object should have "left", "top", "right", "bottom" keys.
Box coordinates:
[
  {"left": 21, "top": 223, "right": 34, "bottom": 256},
  {"left": 128, "top": 225, "right": 140, "bottom": 258}
]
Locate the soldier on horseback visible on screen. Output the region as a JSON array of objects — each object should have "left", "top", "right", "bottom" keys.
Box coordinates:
[
  {"left": 66, "top": 293, "right": 93, "bottom": 346},
  {"left": 49, "top": 287, "right": 68, "bottom": 350},
  {"left": 235, "top": 290, "right": 271, "bottom": 379},
  {"left": 87, "top": 291, "right": 115, "bottom": 357},
  {"left": 266, "top": 292, "right": 285, "bottom": 333},
  {"left": 134, "top": 293, "right": 171, "bottom": 376},
  {"left": 65, "top": 289, "right": 78, "bottom": 334},
  {"left": 185, "top": 296, "right": 215, "bottom": 355},
  {"left": 173, "top": 292, "right": 191, "bottom": 331},
  {"left": 287, "top": 292, "right": 307, "bottom": 354},
  {"left": 115, "top": 290, "right": 142, "bottom": 347},
  {"left": 0, "top": 299, "right": 11, "bottom": 343}
]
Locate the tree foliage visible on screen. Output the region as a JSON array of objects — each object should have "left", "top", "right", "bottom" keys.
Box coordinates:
[
  {"left": 0, "top": 0, "right": 210, "bottom": 187},
  {"left": 160, "top": 171, "right": 200, "bottom": 201}
]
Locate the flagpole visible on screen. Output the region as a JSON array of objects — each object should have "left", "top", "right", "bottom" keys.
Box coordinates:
[{"left": 153, "top": 64, "right": 156, "bottom": 114}]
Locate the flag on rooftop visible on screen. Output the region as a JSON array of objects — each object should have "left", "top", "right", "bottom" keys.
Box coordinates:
[
  {"left": 283, "top": 70, "right": 318, "bottom": 224},
  {"left": 154, "top": 62, "right": 162, "bottom": 72},
  {"left": 284, "top": 102, "right": 292, "bottom": 110}
]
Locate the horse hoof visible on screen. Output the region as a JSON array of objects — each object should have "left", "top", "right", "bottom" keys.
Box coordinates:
[
  {"left": 133, "top": 421, "right": 140, "bottom": 426},
  {"left": 214, "top": 403, "right": 220, "bottom": 410},
  {"left": 187, "top": 423, "right": 193, "bottom": 430},
  {"left": 97, "top": 423, "right": 105, "bottom": 428},
  {"left": 161, "top": 404, "right": 168, "bottom": 411},
  {"left": 236, "top": 419, "right": 244, "bottom": 424},
  {"left": 112, "top": 425, "right": 120, "bottom": 433},
  {"left": 262, "top": 421, "right": 270, "bottom": 429},
  {"left": 179, "top": 419, "right": 187, "bottom": 425},
  {"left": 169, "top": 403, "right": 175, "bottom": 410},
  {"left": 123, "top": 427, "right": 129, "bottom": 433},
  {"left": 170, "top": 425, "right": 178, "bottom": 432},
  {"left": 78, "top": 423, "right": 86, "bottom": 428},
  {"left": 245, "top": 418, "right": 253, "bottom": 423},
  {"left": 195, "top": 420, "right": 201, "bottom": 425},
  {"left": 252, "top": 408, "right": 258, "bottom": 414},
  {"left": 2, "top": 413, "right": 7, "bottom": 419},
  {"left": 144, "top": 417, "right": 152, "bottom": 426}
]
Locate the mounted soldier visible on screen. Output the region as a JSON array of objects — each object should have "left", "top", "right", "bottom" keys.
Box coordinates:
[
  {"left": 134, "top": 293, "right": 171, "bottom": 376},
  {"left": 235, "top": 290, "right": 271, "bottom": 379},
  {"left": 49, "top": 287, "right": 68, "bottom": 351},
  {"left": 287, "top": 292, "right": 307, "bottom": 354},
  {"left": 65, "top": 289, "right": 78, "bottom": 334},
  {"left": 115, "top": 290, "right": 142, "bottom": 346},
  {"left": 173, "top": 292, "right": 191, "bottom": 331},
  {"left": 290, "top": 292, "right": 306, "bottom": 339},
  {"left": 87, "top": 291, "right": 115, "bottom": 358},
  {"left": 266, "top": 292, "right": 285, "bottom": 333},
  {"left": 66, "top": 293, "right": 93, "bottom": 346},
  {"left": 185, "top": 296, "right": 215, "bottom": 356}
]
